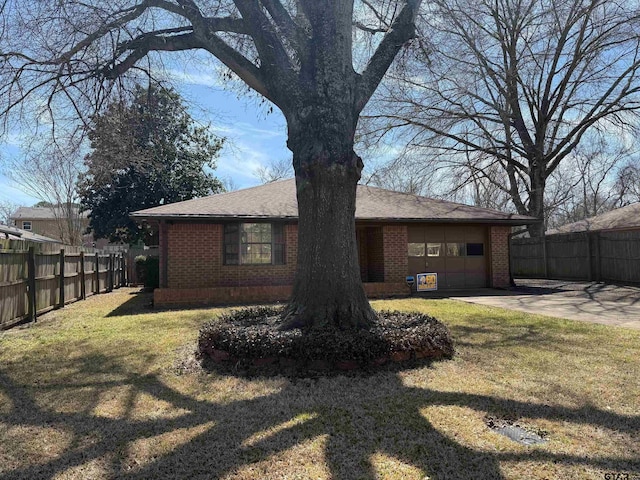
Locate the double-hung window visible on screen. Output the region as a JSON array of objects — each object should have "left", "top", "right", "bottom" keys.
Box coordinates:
[
  {"left": 224, "top": 223, "right": 285, "bottom": 265},
  {"left": 22, "top": 221, "right": 32, "bottom": 231}
]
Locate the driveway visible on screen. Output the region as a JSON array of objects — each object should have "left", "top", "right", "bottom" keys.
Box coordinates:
[{"left": 446, "top": 279, "right": 640, "bottom": 330}]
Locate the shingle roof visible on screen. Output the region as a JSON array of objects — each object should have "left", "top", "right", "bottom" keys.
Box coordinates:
[
  {"left": 0, "top": 224, "right": 60, "bottom": 243},
  {"left": 546, "top": 202, "right": 640, "bottom": 234},
  {"left": 11, "top": 206, "right": 88, "bottom": 220},
  {"left": 131, "top": 179, "right": 536, "bottom": 225}
]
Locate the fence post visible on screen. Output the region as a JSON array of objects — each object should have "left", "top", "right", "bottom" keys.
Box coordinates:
[
  {"left": 542, "top": 236, "right": 549, "bottom": 279},
  {"left": 95, "top": 252, "right": 99, "bottom": 293},
  {"left": 595, "top": 233, "right": 602, "bottom": 282},
  {"left": 587, "top": 233, "right": 593, "bottom": 281},
  {"left": 108, "top": 254, "right": 113, "bottom": 292},
  {"left": 80, "top": 252, "right": 86, "bottom": 300},
  {"left": 27, "top": 246, "right": 37, "bottom": 323},
  {"left": 120, "top": 253, "right": 126, "bottom": 287},
  {"left": 58, "top": 249, "right": 65, "bottom": 308}
]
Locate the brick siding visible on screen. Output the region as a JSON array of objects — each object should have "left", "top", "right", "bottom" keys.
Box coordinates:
[
  {"left": 490, "top": 226, "right": 511, "bottom": 288},
  {"left": 155, "top": 220, "right": 512, "bottom": 306},
  {"left": 165, "top": 222, "right": 297, "bottom": 289},
  {"left": 154, "top": 282, "right": 409, "bottom": 307},
  {"left": 383, "top": 225, "right": 408, "bottom": 283}
]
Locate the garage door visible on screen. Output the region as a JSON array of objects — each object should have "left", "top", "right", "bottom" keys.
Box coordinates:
[{"left": 407, "top": 225, "right": 488, "bottom": 289}]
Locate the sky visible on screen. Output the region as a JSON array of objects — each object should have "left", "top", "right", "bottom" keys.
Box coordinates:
[
  {"left": 0, "top": 65, "right": 292, "bottom": 207},
  {"left": 0, "top": 46, "right": 403, "bottom": 209}
]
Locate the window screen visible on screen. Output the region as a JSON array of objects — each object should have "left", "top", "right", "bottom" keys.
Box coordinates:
[
  {"left": 241, "top": 223, "right": 272, "bottom": 264},
  {"left": 223, "top": 224, "right": 239, "bottom": 265}
]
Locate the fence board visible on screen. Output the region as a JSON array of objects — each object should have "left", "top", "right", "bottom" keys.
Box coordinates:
[
  {"left": 0, "top": 240, "right": 127, "bottom": 329},
  {"left": 512, "top": 230, "right": 640, "bottom": 284}
]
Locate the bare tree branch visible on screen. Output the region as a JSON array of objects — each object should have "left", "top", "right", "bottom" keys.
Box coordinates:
[{"left": 356, "top": 0, "right": 421, "bottom": 111}]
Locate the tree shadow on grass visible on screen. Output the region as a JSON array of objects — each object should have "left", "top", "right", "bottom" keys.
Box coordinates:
[
  {"left": 104, "top": 291, "right": 155, "bottom": 317},
  {"left": 1, "top": 353, "right": 639, "bottom": 480}
]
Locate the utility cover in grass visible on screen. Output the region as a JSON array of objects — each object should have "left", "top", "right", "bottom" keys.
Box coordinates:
[{"left": 486, "top": 416, "right": 548, "bottom": 446}]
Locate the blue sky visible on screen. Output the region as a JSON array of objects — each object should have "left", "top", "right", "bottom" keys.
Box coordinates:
[
  {"left": 0, "top": 68, "right": 292, "bottom": 206},
  {"left": 0, "top": 51, "right": 398, "bottom": 208}
]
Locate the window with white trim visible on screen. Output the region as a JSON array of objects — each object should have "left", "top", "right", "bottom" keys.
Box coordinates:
[{"left": 22, "top": 221, "right": 32, "bottom": 231}]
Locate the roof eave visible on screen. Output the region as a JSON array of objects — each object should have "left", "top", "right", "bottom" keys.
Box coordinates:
[{"left": 130, "top": 213, "right": 539, "bottom": 225}]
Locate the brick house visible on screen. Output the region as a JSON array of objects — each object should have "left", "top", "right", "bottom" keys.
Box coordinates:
[{"left": 131, "top": 179, "right": 536, "bottom": 307}]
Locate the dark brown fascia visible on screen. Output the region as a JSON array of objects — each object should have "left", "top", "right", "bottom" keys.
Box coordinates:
[{"left": 130, "top": 213, "right": 540, "bottom": 226}]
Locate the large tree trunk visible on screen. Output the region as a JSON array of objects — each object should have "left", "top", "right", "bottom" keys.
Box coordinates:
[
  {"left": 278, "top": 1, "right": 381, "bottom": 331},
  {"left": 281, "top": 112, "right": 377, "bottom": 331},
  {"left": 282, "top": 160, "right": 377, "bottom": 331}
]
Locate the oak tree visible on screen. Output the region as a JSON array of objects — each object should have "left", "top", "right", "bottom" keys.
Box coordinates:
[
  {"left": 366, "top": 0, "right": 640, "bottom": 235},
  {"left": 0, "top": 0, "right": 423, "bottom": 330}
]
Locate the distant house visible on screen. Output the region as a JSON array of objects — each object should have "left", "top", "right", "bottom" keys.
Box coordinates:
[
  {"left": 0, "top": 223, "right": 60, "bottom": 243},
  {"left": 132, "top": 179, "right": 537, "bottom": 307},
  {"left": 546, "top": 202, "right": 640, "bottom": 235},
  {"left": 10, "top": 206, "right": 91, "bottom": 247}
]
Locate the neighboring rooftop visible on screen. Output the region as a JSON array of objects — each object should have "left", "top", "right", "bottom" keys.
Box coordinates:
[
  {"left": 546, "top": 202, "right": 640, "bottom": 235},
  {"left": 132, "top": 179, "right": 537, "bottom": 225},
  {"left": 0, "top": 224, "right": 60, "bottom": 243},
  {"left": 11, "top": 206, "right": 89, "bottom": 220}
]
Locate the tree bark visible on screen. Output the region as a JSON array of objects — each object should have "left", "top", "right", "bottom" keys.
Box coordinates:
[
  {"left": 276, "top": 0, "right": 399, "bottom": 331},
  {"left": 282, "top": 162, "right": 377, "bottom": 331},
  {"left": 528, "top": 161, "right": 547, "bottom": 237},
  {"left": 281, "top": 109, "right": 377, "bottom": 331},
  {"left": 0, "top": 0, "right": 422, "bottom": 332}
]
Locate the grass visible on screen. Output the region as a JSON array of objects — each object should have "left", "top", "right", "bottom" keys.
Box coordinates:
[{"left": 0, "top": 288, "right": 638, "bottom": 480}]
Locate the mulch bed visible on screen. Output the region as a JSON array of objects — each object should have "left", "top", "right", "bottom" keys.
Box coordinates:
[{"left": 197, "top": 306, "right": 454, "bottom": 377}]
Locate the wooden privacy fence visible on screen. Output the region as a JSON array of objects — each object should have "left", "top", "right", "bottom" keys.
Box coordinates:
[
  {"left": 511, "top": 230, "right": 640, "bottom": 284},
  {"left": 0, "top": 239, "right": 126, "bottom": 330}
]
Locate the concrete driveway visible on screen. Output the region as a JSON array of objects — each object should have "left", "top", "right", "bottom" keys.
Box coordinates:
[{"left": 446, "top": 279, "right": 640, "bottom": 330}]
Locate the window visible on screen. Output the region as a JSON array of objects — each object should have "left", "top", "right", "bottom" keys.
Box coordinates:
[
  {"left": 22, "top": 221, "right": 31, "bottom": 231},
  {"left": 408, "top": 243, "right": 425, "bottom": 257},
  {"left": 224, "top": 223, "right": 285, "bottom": 265},
  {"left": 466, "top": 243, "right": 484, "bottom": 256},
  {"left": 427, "top": 243, "right": 443, "bottom": 257},
  {"left": 446, "top": 242, "right": 466, "bottom": 257}
]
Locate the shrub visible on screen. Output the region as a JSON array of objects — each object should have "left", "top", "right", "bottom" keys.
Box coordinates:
[
  {"left": 134, "top": 255, "right": 159, "bottom": 289},
  {"left": 144, "top": 256, "right": 159, "bottom": 289}
]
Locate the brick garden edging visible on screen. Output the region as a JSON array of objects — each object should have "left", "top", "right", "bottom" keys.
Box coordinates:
[{"left": 200, "top": 345, "right": 451, "bottom": 375}]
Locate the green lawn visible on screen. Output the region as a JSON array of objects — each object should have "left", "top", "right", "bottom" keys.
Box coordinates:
[{"left": 0, "top": 288, "right": 638, "bottom": 480}]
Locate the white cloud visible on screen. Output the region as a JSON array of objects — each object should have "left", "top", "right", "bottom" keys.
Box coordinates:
[
  {"left": 212, "top": 121, "right": 286, "bottom": 141},
  {"left": 164, "top": 68, "right": 226, "bottom": 88}
]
